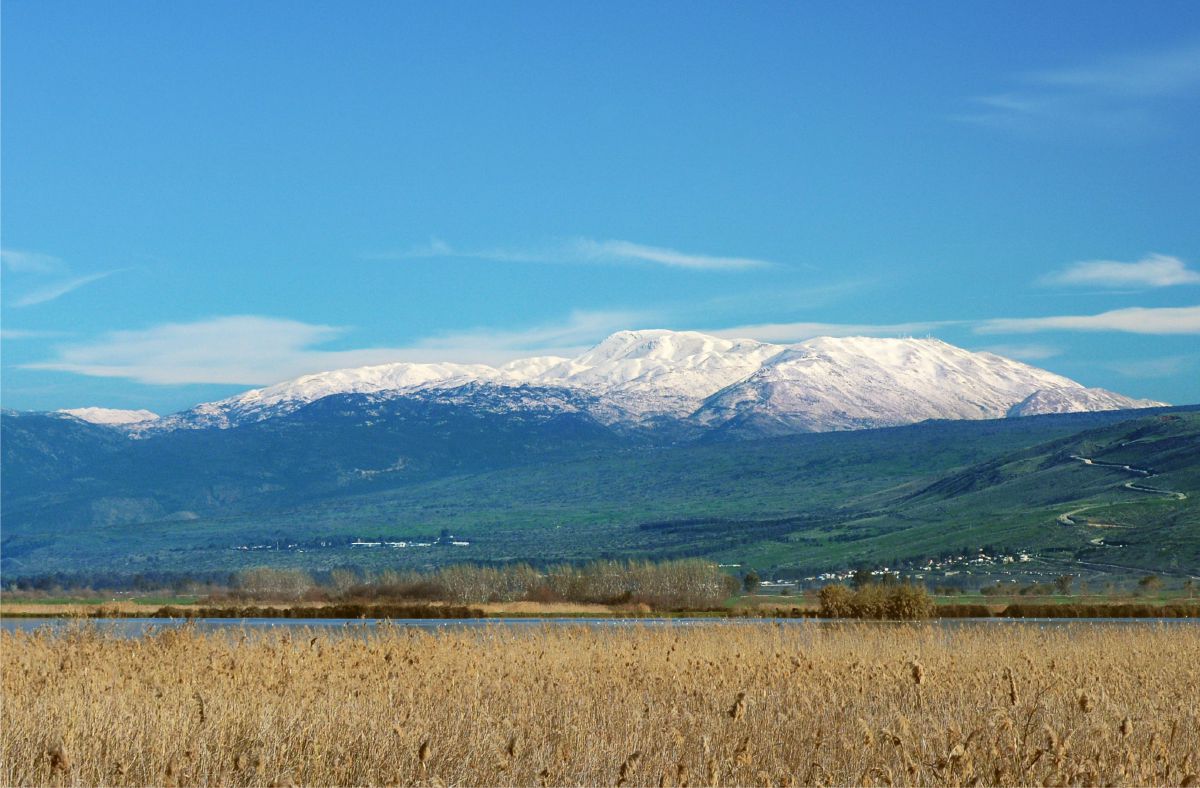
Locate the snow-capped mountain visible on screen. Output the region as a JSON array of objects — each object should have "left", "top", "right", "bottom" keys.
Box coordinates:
[
  {"left": 151, "top": 361, "right": 520, "bottom": 430},
  {"left": 536, "top": 331, "right": 781, "bottom": 420},
  {"left": 1006, "top": 386, "right": 1163, "bottom": 418},
  {"left": 132, "top": 330, "right": 1165, "bottom": 437},
  {"left": 690, "top": 337, "right": 1162, "bottom": 436},
  {"left": 146, "top": 330, "right": 780, "bottom": 432},
  {"left": 58, "top": 407, "right": 160, "bottom": 425}
]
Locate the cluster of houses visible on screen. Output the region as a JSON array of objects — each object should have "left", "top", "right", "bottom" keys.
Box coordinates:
[
  {"left": 234, "top": 534, "right": 471, "bottom": 552},
  {"left": 791, "top": 549, "right": 1037, "bottom": 586},
  {"left": 350, "top": 533, "right": 470, "bottom": 549},
  {"left": 912, "top": 549, "right": 1033, "bottom": 577}
]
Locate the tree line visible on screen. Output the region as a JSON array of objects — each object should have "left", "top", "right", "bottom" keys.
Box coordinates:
[{"left": 227, "top": 559, "right": 741, "bottom": 610}]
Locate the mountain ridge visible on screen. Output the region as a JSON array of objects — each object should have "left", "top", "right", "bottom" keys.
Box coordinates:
[{"left": 64, "top": 329, "right": 1165, "bottom": 436}]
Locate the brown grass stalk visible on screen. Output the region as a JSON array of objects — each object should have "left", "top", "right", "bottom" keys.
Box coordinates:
[{"left": 1, "top": 622, "right": 1197, "bottom": 786}]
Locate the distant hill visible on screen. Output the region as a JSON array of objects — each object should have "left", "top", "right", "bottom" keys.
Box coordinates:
[{"left": 3, "top": 402, "right": 1196, "bottom": 584}]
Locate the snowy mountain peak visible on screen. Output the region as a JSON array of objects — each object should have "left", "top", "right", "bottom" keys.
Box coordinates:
[
  {"left": 137, "top": 329, "right": 1165, "bottom": 435},
  {"left": 532, "top": 329, "right": 782, "bottom": 418},
  {"left": 235, "top": 360, "right": 501, "bottom": 409},
  {"left": 690, "top": 334, "right": 1159, "bottom": 436},
  {"left": 575, "top": 329, "right": 771, "bottom": 364}
]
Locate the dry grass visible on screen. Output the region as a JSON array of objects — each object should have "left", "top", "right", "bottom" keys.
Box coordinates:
[
  {"left": 0, "top": 600, "right": 640, "bottom": 619},
  {"left": 0, "top": 601, "right": 299, "bottom": 618},
  {"left": 2, "top": 622, "right": 1198, "bottom": 786},
  {"left": 0, "top": 601, "right": 155, "bottom": 617}
]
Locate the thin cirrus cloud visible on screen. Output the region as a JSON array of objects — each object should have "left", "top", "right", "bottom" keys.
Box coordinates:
[
  {"left": 0, "top": 248, "right": 63, "bottom": 274},
  {"left": 1029, "top": 42, "right": 1200, "bottom": 97},
  {"left": 709, "top": 306, "right": 1200, "bottom": 343},
  {"left": 24, "top": 311, "right": 648, "bottom": 386},
  {"left": 410, "top": 309, "right": 649, "bottom": 358},
  {"left": 12, "top": 271, "right": 121, "bottom": 307},
  {"left": 1041, "top": 253, "right": 1200, "bottom": 289},
  {"left": 26, "top": 304, "right": 1200, "bottom": 387},
  {"left": 976, "top": 344, "right": 1062, "bottom": 361},
  {"left": 704, "top": 320, "right": 961, "bottom": 343},
  {"left": 1104, "top": 355, "right": 1195, "bottom": 379},
  {"left": 975, "top": 305, "right": 1200, "bottom": 335},
  {"left": 0, "top": 329, "right": 71, "bottom": 340},
  {"left": 376, "top": 237, "right": 777, "bottom": 271},
  {"left": 955, "top": 40, "right": 1200, "bottom": 137},
  {"left": 2, "top": 247, "right": 123, "bottom": 307}
]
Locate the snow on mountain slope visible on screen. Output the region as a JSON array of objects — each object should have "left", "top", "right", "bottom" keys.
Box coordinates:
[
  {"left": 499, "top": 355, "right": 572, "bottom": 378},
  {"left": 151, "top": 361, "right": 531, "bottom": 430},
  {"left": 58, "top": 407, "right": 160, "bottom": 425},
  {"left": 691, "top": 336, "right": 1159, "bottom": 435},
  {"left": 147, "top": 331, "right": 780, "bottom": 431},
  {"left": 537, "top": 330, "right": 782, "bottom": 420},
  {"left": 135, "top": 330, "right": 1164, "bottom": 435},
  {"left": 1006, "top": 387, "right": 1166, "bottom": 417}
]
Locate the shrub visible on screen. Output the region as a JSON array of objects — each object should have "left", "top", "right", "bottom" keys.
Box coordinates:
[
  {"left": 885, "top": 583, "right": 934, "bottom": 620},
  {"left": 818, "top": 584, "right": 854, "bottom": 618},
  {"left": 849, "top": 584, "right": 889, "bottom": 619},
  {"left": 232, "top": 567, "right": 315, "bottom": 601},
  {"left": 819, "top": 582, "right": 934, "bottom": 620}
]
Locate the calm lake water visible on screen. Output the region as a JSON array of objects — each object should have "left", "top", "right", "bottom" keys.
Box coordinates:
[{"left": 2, "top": 616, "right": 1197, "bottom": 638}]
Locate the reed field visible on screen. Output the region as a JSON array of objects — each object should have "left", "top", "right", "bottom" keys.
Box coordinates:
[{"left": 2, "top": 623, "right": 1198, "bottom": 787}]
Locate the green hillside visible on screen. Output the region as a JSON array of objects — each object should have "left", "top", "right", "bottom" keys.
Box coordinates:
[{"left": 5, "top": 407, "right": 1196, "bottom": 585}]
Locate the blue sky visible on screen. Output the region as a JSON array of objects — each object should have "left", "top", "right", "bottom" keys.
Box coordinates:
[{"left": 2, "top": 0, "right": 1198, "bottom": 414}]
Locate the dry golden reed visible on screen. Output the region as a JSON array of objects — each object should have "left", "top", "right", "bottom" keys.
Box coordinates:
[{"left": 2, "top": 622, "right": 1198, "bottom": 786}]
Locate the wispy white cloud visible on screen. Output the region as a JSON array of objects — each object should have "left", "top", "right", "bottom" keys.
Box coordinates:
[
  {"left": 27, "top": 317, "right": 345, "bottom": 385},
  {"left": 569, "top": 239, "right": 773, "bottom": 270},
  {"left": 1, "top": 248, "right": 63, "bottom": 274},
  {"left": 976, "top": 343, "right": 1063, "bottom": 361},
  {"left": 1104, "top": 355, "right": 1195, "bottom": 379},
  {"left": 0, "top": 329, "right": 71, "bottom": 340},
  {"left": 711, "top": 306, "right": 1200, "bottom": 343},
  {"left": 12, "top": 271, "right": 120, "bottom": 307},
  {"left": 27, "top": 302, "right": 1200, "bottom": 388},
  {"left": 374, "top": 237, "right": 776, "bottom": 271},
  {"left": 411, "top": 309, "right": 649, "bottom": 359},
  {"left": 704, "top": 320, "right": 960, "bottom": 343},
  {"left": 955, "top": 95, "right": 1158, "bottom": 138},
  {"left": 955, "top": 41, "right": 1200, "bottom": 138},
  {"left": 1041, "top": 253, "right": 1199, "bottom": 288},
  {"left": 24, "top": 311, "right": 650, "bottom": 386},
  {"left": 692, "top": 280, "right": 873, "bottom": 314},
  {"left": 976, "top": 305, "right": 1200, "bottom": 335},
  {"left": 1031, "top": 42, "right": 1200, "bottom": 97},
  {"left": 2, "top": 247, "right": 124, "bottom": 307}
]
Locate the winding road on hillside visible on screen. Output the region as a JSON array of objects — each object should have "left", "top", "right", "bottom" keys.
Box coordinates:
[{"left": 1056, "top": 454, "right": 1187, "bottom": 528}]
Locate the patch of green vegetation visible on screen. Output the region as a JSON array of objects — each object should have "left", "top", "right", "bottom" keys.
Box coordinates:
[{"left": 3, "top": 408, "right": 1198, "bottom": 584}]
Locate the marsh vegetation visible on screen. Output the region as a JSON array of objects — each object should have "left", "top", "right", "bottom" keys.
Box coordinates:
[{"left": 3, "top": 622, "right": 1198, "bottom": 786}]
